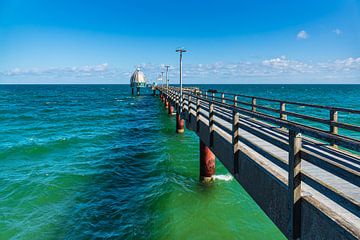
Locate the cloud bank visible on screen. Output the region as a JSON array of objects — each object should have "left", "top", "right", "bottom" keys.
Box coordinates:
[{"left": 1, "top": 57, "right": 359, "bottom": 84}]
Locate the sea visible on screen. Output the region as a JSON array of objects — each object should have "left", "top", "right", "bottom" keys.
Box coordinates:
[{"left": 0, "top": 84, "right": 359, "bottom": 239}]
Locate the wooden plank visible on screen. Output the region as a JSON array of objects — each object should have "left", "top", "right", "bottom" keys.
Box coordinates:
[{"left": 302, "top": 171, "right": 360, "bottom": 217}]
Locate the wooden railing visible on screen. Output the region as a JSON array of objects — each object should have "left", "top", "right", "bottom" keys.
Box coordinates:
[
  {"left": 157, "top": 86, "right": 360, "bottom": 239},
  {"left": 179, "top": 87, "right": 360, "bottom": 151}
]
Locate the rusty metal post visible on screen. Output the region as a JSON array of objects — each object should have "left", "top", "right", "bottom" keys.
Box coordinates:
[
  {"left": 176, "top": 110, "right": 184, "bottom": 133},
  {"left": 200, "top": 139, "right": 215, "bottom": 183},
  {"left": 168, "top": 102, "right": 174, "bottom": 115},
  {"left": 165, "top": 97, "right": 169, "bottom": 109}
]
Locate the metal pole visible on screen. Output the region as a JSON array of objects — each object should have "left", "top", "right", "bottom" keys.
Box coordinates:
[
  {"left": 161, "top": 71, "right": 164, "bottom": 88},
  {"left": 176, "top": 48, "right": 187, "bottom": 113},
  {"left": 165, "top": 65, "right": 170, "bottom": 95}
]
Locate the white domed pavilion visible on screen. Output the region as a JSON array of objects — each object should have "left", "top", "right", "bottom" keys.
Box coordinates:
[{"left": 130, "top": 68, "right": 146, "bottom": 95}]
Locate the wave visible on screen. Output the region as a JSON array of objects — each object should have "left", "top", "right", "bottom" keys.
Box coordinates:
[{"left": 213, "top": 174, "right": 233, "bottom": 181}]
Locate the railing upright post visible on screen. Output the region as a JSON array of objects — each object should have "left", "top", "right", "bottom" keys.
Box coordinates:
[
  {"left": 232, "top": 109, "right": 240, "bottom": 175},
  {"left": 221, "top": 93, "right": 225, "bottom": 103},
  {"left": 288, "top": 130, "right": 302, "bottom": 239},
  {"left": 182, "top": 93, "right": 186, "bottom": 113},
  {"left": 196, "top": 98, "right": 200, "bottom": 132},
  {"left": 280, "top": 102, "right": 287, "bottom": 130},
  {"left": 209, "top": 102, "right": 214, "bottom": 147},
  {"left": 330, "top": 109, "right": 338, "bottom": 148},
  {"left": 252, "top": 97, "right": 256, "bottom": 112},
  {"left": 212, "top": 92, "right": 215, "bottom": 101},
  {"left": 205, "top": 91, "right": 208, "bottom": 100},
  {"left": 175, "top": 92, "right": 178, "bottom": 110},
  {"left": 233, "top": 95, "right": 237, "bottom": 107},
  {"left": 188, "top": 95, "right": 192, "bottom": 122}
]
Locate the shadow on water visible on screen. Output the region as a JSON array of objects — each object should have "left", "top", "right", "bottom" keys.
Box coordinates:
[{"left": 48, "top": 89, "right": 169, "bottom": 239}]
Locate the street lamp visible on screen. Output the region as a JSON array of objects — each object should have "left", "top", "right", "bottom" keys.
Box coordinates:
[
  {"left": 176, "top": 48, "right": 187, "bottom": 113},
  {"left": 165, "top": 65, "right": 170, "bottom": 95},
  {"left": 161, "top": 71, "right": 164, "bottom": 87}
]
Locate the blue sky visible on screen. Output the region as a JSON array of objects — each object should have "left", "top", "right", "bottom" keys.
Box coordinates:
[{"left": 0, "top": 0, "right": 359, "bottom": 84}]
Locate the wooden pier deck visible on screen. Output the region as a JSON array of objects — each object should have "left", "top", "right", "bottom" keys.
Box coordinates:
[{"left": 155, "top": 86, "right": 360, "bottom": 240}]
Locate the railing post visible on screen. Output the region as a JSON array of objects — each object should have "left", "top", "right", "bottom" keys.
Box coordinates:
[
  {"left": 188, "top": 95, "right": 192, "bottom": 122},
  {"left": 209, "top": 102, "right": 214, "bottom": 147},
  {"left": 212, "top": 92, "right": 215, "bottom": 101},
  {"left": 205, "top": 91, "right": 208, "bottom": 100},
  {"left": 233, "top": 95, "right": 237, "bottom": 107},
  {"left": 182, "top": 94, "right": 186, "bottom": 113},
  {"left": 280, "top": 102, "right": 287, "bottom": 130},
  {"left": 232, "top": 109, "right": 240, "bottom": 175},
  {"left": 221, "top": 93, "right": 225, "bottom": 103},
  {"left": 288, "top": 130, "right": 302, "bottom": 239},
  {"left": 330, "top": 109, "right": 338, "bottom": 148},
  {"left": 251, "top": 97, "right": 256, "bottom": 112},
  {"left": 196, "top": 98, "right": 200, "bottom": 132}
]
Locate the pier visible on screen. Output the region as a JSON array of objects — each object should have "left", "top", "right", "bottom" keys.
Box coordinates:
[{"left": 154, "top": 86, "right": 360, "bottom": 240}]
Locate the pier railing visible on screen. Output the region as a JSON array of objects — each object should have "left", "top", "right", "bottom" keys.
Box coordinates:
[
  {"left": 173, "top": 87, "right": 360, "bottom": 151},
  {"left": 157, "top": 86, "right": 360, "bottom": 239}
]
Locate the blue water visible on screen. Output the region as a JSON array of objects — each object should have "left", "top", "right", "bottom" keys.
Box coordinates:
[{"left": 0, "top": 84, "right": 359, "bottom": 239}]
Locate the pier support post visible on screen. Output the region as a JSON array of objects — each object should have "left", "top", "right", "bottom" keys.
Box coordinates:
[
  {"left": 200, "top": 140, "right": 215, "bottom": 183},
  {"left": 168, "top": 102, "right": 174, "bottom": 115},
  {"left": 137, "top": 87, "right": 140, "bottom": 95},
  {"left": 153, "top": 89, "right": 156, "bottom": 96},
  {"left": 131, "top": 88, "right": 134, "bottom": 95},
  {"left": 176, "top": 110, "right": 184, "bottom": 133},
  {"left": 165, "top": 97, "right": 169, "bottom": 109}
]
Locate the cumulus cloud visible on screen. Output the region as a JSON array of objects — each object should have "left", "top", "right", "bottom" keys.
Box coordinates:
[
  {"left": 3, "top": 63, "right": 109, "bottom": 77},
  {"left": 261, "top": 56, "right": 312, "bottom": 73},
  {"left": 333, "top": 28, "right": 342, "bottom": 35},
  {"left": 1, "top": 58, "right": 359, "bottom": 84},
  {"left": 297, "top": 30, "right": 309, "bottom": 40}
]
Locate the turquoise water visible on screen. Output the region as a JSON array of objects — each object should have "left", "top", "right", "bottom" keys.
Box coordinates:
[{"left": 0, "top": 84, "right": 359, "bottom": 239}]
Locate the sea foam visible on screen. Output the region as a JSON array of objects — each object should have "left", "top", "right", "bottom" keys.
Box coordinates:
[{"left": 213, "top": 174, "right": 233, "bottom": 181}]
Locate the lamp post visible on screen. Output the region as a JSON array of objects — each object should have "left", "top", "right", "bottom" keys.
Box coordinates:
[
  {"left": 161, "top": 71, "right": 164, "bottom": 87},
  {"left": 176, "top": 48, "right": 186, "bottom": 113},
  {"left": 165, "top": 65, "right": 170, "bottom": 95},
  {"left": 175, "top": 48, "right": 186, "bottom": 133}
]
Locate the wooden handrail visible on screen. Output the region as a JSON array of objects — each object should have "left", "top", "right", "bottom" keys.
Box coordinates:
[{"left": 159, "top": 86, "right": 360, "bottom": 151}]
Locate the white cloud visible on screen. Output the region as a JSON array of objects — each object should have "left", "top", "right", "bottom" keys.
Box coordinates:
[
  {"left": 262, "top": 56, "right": 313, "bottom": 74},
  {"left": 333, "top": 28, "right": 342, "bottom": 35},
  {"left": 2, "top": 63, "right": 110, "bottom": 77},
  {"left": 297, "top": 30, "right": 309, "bottom": 40},
  {"left": 1, "top": 58, "right": 359, "bottom": 84}
]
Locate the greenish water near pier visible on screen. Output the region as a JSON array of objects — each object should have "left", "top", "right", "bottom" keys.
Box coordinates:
[{"left": 1, "top": 84, "right": 359, "bottom": 239}]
